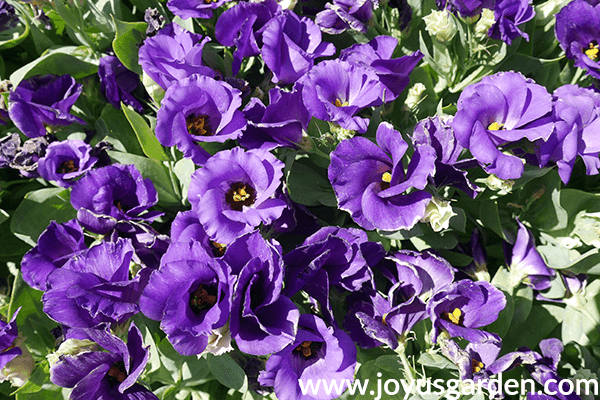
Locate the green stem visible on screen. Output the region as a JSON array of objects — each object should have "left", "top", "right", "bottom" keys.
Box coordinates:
[{"left": 396, "top": 340, "right": 415, "bottom": 383}]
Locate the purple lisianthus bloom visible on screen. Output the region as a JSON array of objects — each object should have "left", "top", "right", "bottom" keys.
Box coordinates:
[
  {"left": 439, "top": 337, "right": 502, "bottom": 381},
  {"left": 0, "top": 0, "right": 19, "bottom": 32},
  {"left": 70, "top": 164, "right": 160, "bottom": 234},
  {"left": 50, "top": 323, "right": 158, "bottom": 400},
  {"left": 170, "top": 210, "right": 232, "bottom": 258},
  {"left": 537, "top": 84, "right": 600, "bottom": 184},
  {"left": 504, "top": 219, "right": 555, "bottom": 291},
  {"left": 300, "top": 59, "right": 383, "bottom": 133},
  {"left": 436, "top": 0, "right": 494, "bottom": 17},
  {"left": 0, "top": 133, "right": 20, "bottom": 168},
  {"left": 42, "top": 239, "right": 147, "bottom": 328},
  {"left": 138, "top": 23, "right": 215, "bottom": 90},
  {"left": 168, "top": 0, "right": 229, "bottom": 20},
  {"left": 156, "top": 74, "right": 246, "bottom": 165},
  {"left": 452, "top": 71, "right": 553, "bottom": 179},
  {"left": 223, "top": 231, "right": 299, "bottom": 355},
  {"left": 188, "top": 147, "right": 286, "bottom": 244},
  {"left": 345, "top": 250, "right": 454, "bottom": 348},
  {"left": 329, "top": 122, "right": 436, "bottom": 231},
  {"left": 340, "top": 36, "right": 423, "bottom": 101},
  {"left": 488, "top": 0, "right": 535, "bottom": 45},
  {"left": 412, "top": 116, "right": 480, "bottom": 198},
  {"left": 240, "top": 86, "right": 310, "bottom": 150},
  {"left": 261, "top": 10, "right": 336, "bottom": 85},
  {"left": 0, "top": 308, "right": 21, "bottom": 373},
  {"left": 11, "top": 135, "right": 53, "bottom": 178},
  {"left": 98, "top": 55, "right": 143, "bottom": 112},
  {"left": 8, "top": 74, "right": 85, "bottom": 138},
  {"left": 21, "top": 219, "right": 86, "bottom": 291},
  {"left": 215, "top": 0, "right": 281, "bottom": 75},
  {"left": 258, "top": 314, "right": 357, "bottom": 400},
  {"left": 555, "top": 0, "right": 600, "bottom": 80},
  {"left": 107, "top": 221, "right": 170, "bottom": 270},
  {"left": 316, "top": 0, "right": 377, "bottom": 34},
  {"left": 140, "top": 240, "right": 233, "bottom": 355},
  {"left": 428, "top": 279, "right": 506, "bottom": 344},
  {"left": 37, "top": 139, "right": 97, "bottom": 188}
]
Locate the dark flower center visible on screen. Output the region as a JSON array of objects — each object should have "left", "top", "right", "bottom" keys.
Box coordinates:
[
  {"left": 57, "top": 160, "right": 78, "bottom": 174},
  {"left": 333, "top": 99, "right": 349, "bottom": 107},
  {"left": 189, "top": 283, "right": 218, "bottom": 314},
  {"left": 441, "top": 307, "right": 463, "bottom": 326},
  {"left": 114, "top": 200, "right": 125, "bottom": 212},
  {"left": 471, "top": 358, "right": 484, "bottom": 374},
  {"left": 225, "top": 182, "right": 256, "bottom": 211},
  {"left": 487, "top": 122, "right": 505, "bottom": 131},
  {"left": 585, "top": 41, "right": 599, "bottom": 61},
  {"left": 186, "top": 114, "right": 213, "bottom": 136},
  {"left": 106, "top": 361, "right": 127, "bottom": 386},
  {"left": 203, "top": 0, "right": 215, "bottom": 3},
  {"left": 293, "top": 341, "right": 323, "bottom": 359},
  {"left": 210, "top": 241, "right": 226, "bottom": 257},
  {"left": 380, "top": 171, "right": 392, "bottom": 191}
]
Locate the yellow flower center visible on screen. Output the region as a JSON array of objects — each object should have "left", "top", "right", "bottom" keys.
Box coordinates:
[
  {"left": 472, "top": 359, "right": 485, "bottom": 374},
  {"left": 586, "top": 41, "right": 599, "bottom": 61},
  {"left": 225, "top": 182, "right": 256, "bottom": 211},
  {"left": 186, "top": 114, "right": 213, "bottom": 136},
  {"left": 442, "top": 307, "right": 463, "bottom": 325},
  {"left": 488, "top": 122, "right": 504, "bottom": 131},
  {"left": 293, "top": 341, "right": 323, "bottom": 359},
  {"left": 210, "top": 241, "right": 226, "bottom": 257},
  {"left": 334, "top": 99, "right": 349, "bottom": 107},
  {"left": 57, "top": 160, "right": 78, "bottom": 174},
  {"left": 380, "top": 171, "right": 392, "bottom": 191}
]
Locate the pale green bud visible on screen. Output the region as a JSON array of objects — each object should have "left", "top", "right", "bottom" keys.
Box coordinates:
[
  {"left": 46, "top": 339, "right": 101, "bottom": 367},
  {"left": 483, "top": 174, "right": 514, "bottom": 194},
  {"left": 0, "top": 336, "right": 35, "bottom": 387},
  {"left": 423, "top": 10, "right": 458, "bottom": 43},
  {"left": 420, "top": 197, "right": 456, "bottom": 232},
  {"left": 475, "top": 9, "right": 496, "bottom": 36},
  {"left": 200, "top": 322, "right": 233, "bottom": 357},
  {"left": 404, "top": 83, "right": 427, "bottom": 110}
]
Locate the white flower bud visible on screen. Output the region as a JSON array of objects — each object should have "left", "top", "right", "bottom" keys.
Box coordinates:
[
  {"left": 46, "top": 339, "right": 101, "bottom": 366},
  {"left": 277, "top": 0, "right": 297, "bottom": 10},
  {"left": 423, "top": 10, "right": 458, "bottom": 43},
  {"left": 475, "top": 9, "right": 496, "bottom": 37},
  {"left": 404, "top": 83, "right": 427, "bottom": 110},
  {"left": 483, "top": 174, "right": 514, "bottom": 194},
  {"left": 200, "top": 322, "right": 233, "bottom": 357},
  {"left": 0, "top": 336, "right": 35, "bottom": 387},
  {"left": 420, "top": 197, "right": 456, "bottom": 232}
]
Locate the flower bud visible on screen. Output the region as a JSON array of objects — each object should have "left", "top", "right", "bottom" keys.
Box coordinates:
[
  {"left": 420, "top": 197, "right": 456, "bottom": 232},
  {"left": 404, "top": 83, "right": 427, "bottom": 110},
  {"left": 0, "top": 336, "right": 34, "bottom": 387},
  {"left": 475, "top": 8, "right": 496, "bottom": 36},
  {"left": 46, "top": 339, "right": 101, "bottom": 366},
  {"left": 423, "top": 10, "right": 458, "bottom": 43}
]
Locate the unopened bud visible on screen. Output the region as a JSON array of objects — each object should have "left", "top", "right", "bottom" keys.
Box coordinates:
[
  {"left": 421, "top": 197, "right": 456, "bottom": 232},
  {"left": 423, "top": 10, "right": 458, "bottom": 43}
]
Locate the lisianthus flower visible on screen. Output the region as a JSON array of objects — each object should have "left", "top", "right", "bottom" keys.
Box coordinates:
[
  {"left": 155, "top": 74, "right": 246, "bottom": 165},
  {"left": 37, "top": 139, "right": 98, "bottom": 188},
  {"left": 428, "top": 279, "right": 506, "bottom": 343},
  {"left": 42, "top": 239, "right": 146, "bottom": 328},
  {"left": 555, "top": 0, "right": 600, "bottom": 80},
  {"left": 106, "top": 221, "right": 170, "bottom": 270},
  {"left": 0, "top": 308, "right": 22, "bottom": 377},
  {"left": 98, "top": 55, "right": 143, "bottom": 112},
  {"left": 138, "top": 23, "right": 215, "bottom": 90},
  {"left": 0, "top": 308, "right": 34, "bottom": 387},
  {"left": 436, "top": 0, "right": 494, "bottom": 17},
  {"left": 504, "top": 219, "right": 555, "bottom": 291},
  {"left": 21, "top": 219, "right": 86, "bottom": 291},
  {"left": 168, "top": 0, "right": 229, "bottom": 20},
  {"left": 8, "top": 74, "right": 85, "bottom": 138},
  {"left": 240, "top": 86, "right": 310, "bottom": 150},
  {"left": 316, "top": 0, "right": 377, "bottom": 34},
  {"left": 261, "top": 10, "right": 336, "bottom": 84},
  {"left": 452, "top": 71, "right": 553, "bottom": 179},
  {"left": 50, "top": 323, "right": 158, "bottom": 400},
  {"left": 10, "top": 135, "right": 53, "bottom": 178},
  {"left": 0, "top": 133, "right": 20, "bottom": 168},
  {"left": 258, "top": 314, "right": 356, "bottom": 400},
  {"left": 340, "top": 36, "right": 423, "bottom": 101},
  {"left": 215, "top": 0, "right": 281, "bottom": 75},
  {"left": 300, "top": 59, "right": 383, "bottom": 133},
  {"left": 139, "top": 240, "right": 233, "bottom": 356},
  {"left": 70, "top": 164, "right": 160, "bottom": 234},
  {"left": 488, "top": 0, "right": 535, "bottom": 45},
  {"left": 439, "top": 338, "right": 502, "bottom": 380},
  {"left": 188, "top": 147, "right": 286, "bottom": 244},
  {"left": 223, "top": 231, "right": 299, "bottom": 355},
  {"left": 328, "top": 122, "right": 436, "bottom": 231},
  {"left": 170, "top": 210, "right": 227, "bottom": 257},
  {"left": 537, "top": 84, "right": 600, "bottom": 184}
]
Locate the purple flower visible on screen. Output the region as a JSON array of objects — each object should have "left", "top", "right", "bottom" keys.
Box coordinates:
[
  {"left": 70, "top": 164, "right": 160, "bottom": 234},
  {"left": 428, "top": 279, "right": 505, "bottom": 343},
  {"left": 107, "top": 221, "right": 170, "bottom": 270},
  {"left": 504, "top": 219, "right": 555, "bottom": 291},
  {"left": 21, "top": 219, "right": 86, "bottom": 291},
  {"left": 215, "top": 0, "right": 280, "bottom": 75},
  {"left": 537, "top": 84, "right": 600, "bottom": 184},
  {"left": 223, "top": 232, "right": 299, "bottom": 355},
  {"left": 155, "top": 74, "right": 246, "bottom": 165},
  {"left": 555, "top": 0, "right": 600, "bottom": 80},
  {"left": 0, "top": 308, "right": 21, "bottom": 372},
  {"left": 42, "top": 239, "right": 147, "bottom": 328},
  {"left": 240, "top": 86, "right": 310, "bottom": 150},
  {"left": 138, "top": 23, "right": 215, "bottom": 90},
  {"left": 452, "top": 71, "right": 553, "bottom": 179},
  {"left": 144, "top": 8, "right": 164, "bottom": 37},
  {"left": 0, "top": 133, "right": 20, "bottom": 168},
  {"left": 11, "top": 135, "right": 53, "bottom": 178},
  {"left": 488, "top": 0, "right": 535, "bottom": 45},
  {"left": 328, "top": 122, "right": 436, "bottom": 231},
  {"left": 340, "top": 36, "right": 423, "bottom": 101},
  {"left": 436, "top": 0, "right": 494, "bottom": 17},
  {"left": 50, "top": 323, "right": 158, "bottom": 400},
  {"left": 8, "top": 74, "right": 85, "bottom": 138},
  {"left": 188, "top": 147, "right": 286, "bottom": 244},
  {"left": 168, "top": 0, "right": 229, "bottom": 20},
  {"left": 261, "top": 10, "right": 336, "bottom": 84},
  {"left": 258, "top": 314, "right": 357, "bottom": 400},
  {"left": 300, "top": 60, "right": 383, "bottom": 133},
  {"left": 98, "top": 55, "right": 143, "bottom": 112},
  {"left": 139, "top": 240, "right": 233, "bottom": 355},
  {"left": 0, "top": 0, "right": 19, "bottom": 32},
  {"left": 37, "top": 139, "right": 98, "bottom": 188},
  {"left": 439, "top": 337, "right": 502, "bottom": 381},
  {"left": 316, "top": 0, "right": 377, "bottom": 34}
]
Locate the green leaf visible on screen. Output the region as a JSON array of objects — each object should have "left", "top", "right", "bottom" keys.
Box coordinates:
[
  {"left": 10, "top": 46, "right": 99, "bottom": 89},
  {"left": 486, "top": 288, "right": 514, "bottom": 338},
  {"left": 95, "top": 104, "right": 144, "bottom": 155},
  {"left": 112, "top": 17, "right": 146, "bottom": 74},
  {"left": 502, "top": 303, "right": 563, "bottom": 352},
  {"left": 417, "top": 353, "right": 457, "bottom": 370},
  {"left": 0, "top": 17, "right": 29, "bottom": 50},
  {"left": 11, "top": 361, "right": 49, "bottom": 395},
  {"left": 206, "top": 353, "right": 246, "bottom": 391},
  {"left": 510, "top": 285, "right": 533, "bottom": 328},
  {"left": 10, "top": 188, "right": 76, "bottom": 247},
  {"left": 287, "top": 157, "right": 336, "bottom": 207},
  {"left": 462, "top": 200, "right": 508, "bottom": 240},
  {"left": 107, "top": 151, "right": 181, "bottom": 207},
  {"left": 121, "top": 104, "right": 169, "bottom": 162}
]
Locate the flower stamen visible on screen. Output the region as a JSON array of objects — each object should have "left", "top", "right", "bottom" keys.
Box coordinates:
[
  {"left": 585, "top": 41, "right": 599, "bottom": 61},
  {"left": 57, "top": 160, "right": 78, "bottom": 174},
  {"left": 186, "top": 114, "right": 213, "bottom": 136},
  {"left": 441, "top": 308, "right": 463, "bottom": 326},
  {"left": 293, "top": 341, "right": 323, "bottom": 359},
  {"left": 189, "top": 284, "right": 218, "bottom": 314},
  {"left": 380, "top": 171, "right": 392, "bottom": 191},
  {"left": 471, "top": 359, "right": 485, "bottom": 374},
  {"left": 334, "top": 99, "right": 349, "bottom": 107},
  {"left": 225, "top": 182, "right": 256, "bottom": 211},
  {"left": 488, "top": 122, "right": 505, "bottom": 131}
]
